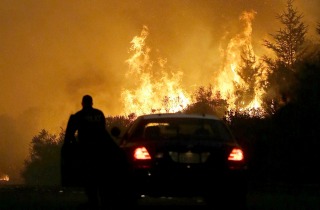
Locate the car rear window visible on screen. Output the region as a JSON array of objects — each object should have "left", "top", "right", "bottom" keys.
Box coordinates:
[{"left": 127, "top": 118, "right": 235, "bottom": 143}]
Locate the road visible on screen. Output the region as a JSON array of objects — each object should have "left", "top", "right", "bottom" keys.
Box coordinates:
[{"left": 0, "top": 183, "right": 319, "bottom": 210}]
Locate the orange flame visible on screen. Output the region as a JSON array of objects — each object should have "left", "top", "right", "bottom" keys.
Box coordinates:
[
  {"left": 122, "top": 11, "right": 269, "bottom": 118},
  {"left": 214, "top": 10, "right": 268, "bottom": 116},
  {"left": 122, "top": 25, "right": 190, "bottom": 115}
]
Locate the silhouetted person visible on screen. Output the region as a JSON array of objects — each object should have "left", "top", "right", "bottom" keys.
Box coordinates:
[{"left": 61, "top": 95, "right": 129, "bottom": 210}]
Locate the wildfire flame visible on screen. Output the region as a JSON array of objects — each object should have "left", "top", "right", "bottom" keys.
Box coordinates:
[
  {"left": 121, "top": 11, "right": 268, "bottom": 118},
  {"left": 214, "top": 10, "right": 268, "bottom": 116},
  {"left": 121, "top": 25, "right": 190, "bottom": 116}
]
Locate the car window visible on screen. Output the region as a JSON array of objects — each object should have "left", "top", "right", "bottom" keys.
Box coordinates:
[{"left": 127, "top": 118, "right": 234, "bottom": 143}]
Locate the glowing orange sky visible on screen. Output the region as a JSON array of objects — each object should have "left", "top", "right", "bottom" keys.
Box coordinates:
[{"left": 0, "top": 0, "right": 319, "bottom": 183}]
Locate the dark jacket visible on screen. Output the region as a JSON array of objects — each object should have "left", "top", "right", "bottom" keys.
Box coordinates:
[{"left": 61, "top": 107, "right": 128, "bottom": 187}]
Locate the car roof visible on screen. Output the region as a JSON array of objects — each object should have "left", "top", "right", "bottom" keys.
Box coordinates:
[{"left": 137, "top": 113, "right": 221, "bottom": 120}]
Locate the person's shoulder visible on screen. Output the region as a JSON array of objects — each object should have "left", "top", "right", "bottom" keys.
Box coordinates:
[
  {"left": 68, "top": 114, "right": 76, "bottom": 120},
  {"left": 92, "top": 107, "right": 105, "bottom": 115},
  {"left": 73, "top": 109, "right": 87, "bottom": 119},
  {"left": 66, "top": 114, "right": 76, "bottom": 124},
  {"left": 74, "top": 110, "right": 83, "bottom": 116}
]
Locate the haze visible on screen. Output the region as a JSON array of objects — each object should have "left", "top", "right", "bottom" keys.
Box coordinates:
[{"left": 0, "top": 0, "right": 319, "bottom": 183}]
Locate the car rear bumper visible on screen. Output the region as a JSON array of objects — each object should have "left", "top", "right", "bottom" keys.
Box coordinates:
[{"left": 130, "top": 167, "right": 247, "bottom": 197}]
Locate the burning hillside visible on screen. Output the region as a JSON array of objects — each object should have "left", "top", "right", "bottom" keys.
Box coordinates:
[{"left": 121, "top": 10, "right": 268, "bottom": 118}]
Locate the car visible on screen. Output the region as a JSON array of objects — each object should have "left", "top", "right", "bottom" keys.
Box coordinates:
[{"left": 111, "top": 113, "right": 248, "bottom": 209}]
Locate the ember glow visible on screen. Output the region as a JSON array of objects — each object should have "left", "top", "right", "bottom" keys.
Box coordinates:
[{"left": 0, "top": 174, "right": 9, "bottom": 182}]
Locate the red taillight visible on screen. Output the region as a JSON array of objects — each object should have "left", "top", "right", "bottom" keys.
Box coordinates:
[
  {"left": 133, "top": 147, "right": 151, "bottom": 160},
  {"left": 228, "top": 148, "right": 244, "bottom": 161}
]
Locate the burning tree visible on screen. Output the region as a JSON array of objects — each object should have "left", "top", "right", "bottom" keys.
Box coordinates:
[
  {"left": 235, "top": 46, "right": 267, "bottom": 112},
  {"left": 212, "top": 10, "right": 268, "bottom": 118}
]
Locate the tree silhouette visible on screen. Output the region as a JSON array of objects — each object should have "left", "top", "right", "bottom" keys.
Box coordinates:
[
  {"left": 21, "top": 129, "right": 64, "bottom": 185},
  {"left": 263, "top": 0, "right": 307, "bottom": 69},
  {"left": 183, "top": 84, "right": 228, "bottom": 118},
  {"left": 21, "top": 116, "right": 133, "bottom": 185},
  {"left": 262, "top": 0, "right": 307, "bottom": 110}
]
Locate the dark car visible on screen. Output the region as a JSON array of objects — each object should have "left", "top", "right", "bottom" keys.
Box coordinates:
[{"left": 111, "top": 113, "right": 248, "bottom": 208}]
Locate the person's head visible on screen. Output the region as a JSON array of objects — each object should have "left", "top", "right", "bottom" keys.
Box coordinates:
[{"left": 81, "top": 95, "right": 93, "bottom": 108}]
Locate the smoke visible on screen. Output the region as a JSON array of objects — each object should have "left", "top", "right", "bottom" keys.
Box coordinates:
[{"left": 0, "top": 0, "right": 319, "bottom": 183}]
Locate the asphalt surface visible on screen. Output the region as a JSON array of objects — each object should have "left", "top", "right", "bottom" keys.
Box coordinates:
[
  {"left": 0, "top": 185, "right": 207, "bottom": 210},
  {"left": 0, "top": 183, "right": 319, "bottom": 210}
]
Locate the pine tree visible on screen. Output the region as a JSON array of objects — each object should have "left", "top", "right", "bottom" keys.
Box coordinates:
[
  {"left": 263, "top": 0, "right": 307, "bottom": 69},
  {"left": 262, "top": 0, "right": 308, "bottom": 111}
]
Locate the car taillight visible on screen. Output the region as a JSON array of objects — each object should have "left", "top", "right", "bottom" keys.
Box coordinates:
[
  {"left": 133, "top": 146, "right": 151, "bottom": 160},
  {"left": 228, "top": 148, "right": 244, "bottom": 161}
]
